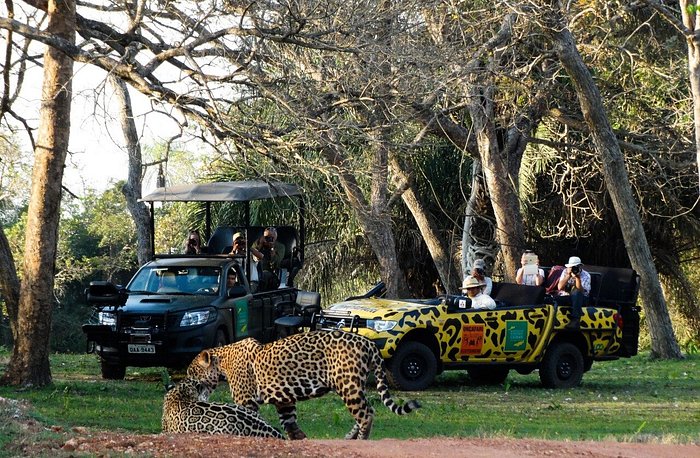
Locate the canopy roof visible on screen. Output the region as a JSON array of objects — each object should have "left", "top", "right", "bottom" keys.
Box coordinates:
[{"left": 140, "top": 181, "right": 301, "bottom": 203}]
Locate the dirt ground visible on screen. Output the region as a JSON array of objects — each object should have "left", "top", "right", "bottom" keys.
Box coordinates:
[
  {"left": 27, "top": 429, "right": 700, "bottom": 458},
  {"left": 4, "top": 397, "right": 699, "bottom": 457}
]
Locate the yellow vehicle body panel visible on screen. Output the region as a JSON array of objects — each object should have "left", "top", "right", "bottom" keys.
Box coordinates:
[{"left": 322, "top": 298, "right": 622, "bottom": 363}]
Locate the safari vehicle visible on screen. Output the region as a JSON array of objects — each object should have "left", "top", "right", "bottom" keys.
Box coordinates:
[
  {"left": 316, "top": 265, "right": 640, "bottom": 390},
  {"left": 82, "top": 181, "right": 321, "bottom": 379}
]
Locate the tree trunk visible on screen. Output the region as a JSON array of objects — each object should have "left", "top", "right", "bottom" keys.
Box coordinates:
[
  {"left": 1, "top": 0, "right": 75, "bottom": 386},
  {"left": 548, "top": 12, "right": 682, "bottom": 359},
  {"left": 467, "top": 87, "right": 525, "bottom": 281},
  {"left": 320, "top": 136, "right": 409, "bottom": 298},
  {"left": 111, "top": 76, "right": 152, "bottom": 265},
  {"left": 389, "top": 154, "right": 461, "bottom": 293},
  {"left": 679, "top": 0, "right": 700, "bottom": 193},
  {"left": 461, "top": 159, "right": 498, "bottom": 277},
  {"left": 0, "top": 228, "right": 20, "bottom": 344}
]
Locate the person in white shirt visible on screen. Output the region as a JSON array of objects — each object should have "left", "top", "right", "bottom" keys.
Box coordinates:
[
  {"left": 470, "top": 258, "right": 493, "bottom": 295},
  {"left": 515, "top": 250, "right": 545, "bottom": 286},
  {"left": 460, "top": 275, "right": 496, "bottom": 310}
]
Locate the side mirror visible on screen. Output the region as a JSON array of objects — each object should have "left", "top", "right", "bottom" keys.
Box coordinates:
[
  {"left": 227, "top": 285, "right": 247, "bottom": 298},
  {"left": 85, "top": 281, "right": 127, "bottom": 307}
]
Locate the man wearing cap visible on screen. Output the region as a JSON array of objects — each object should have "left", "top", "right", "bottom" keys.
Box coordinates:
[
  {"left": 252, "top": 227, "right": 286, "bottom": 291},
  {"left": 556, "top": 256, "right": 591, "bottom": 329},
  {"left": 460, "top": 275, "right": 496, "bottom": 310},
  {"left": 470, "top": 258, "right": 493, "bottom": 295}
]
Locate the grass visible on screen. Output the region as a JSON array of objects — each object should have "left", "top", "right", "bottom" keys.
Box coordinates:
[{"left": 0, "top": 348, "right": 698, "bottom": 450}]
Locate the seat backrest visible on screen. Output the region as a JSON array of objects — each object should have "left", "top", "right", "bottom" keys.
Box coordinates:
[
  {"left": 492, "top": 282, "right": 545, "bottom": 307},
  {"left": 587, "top": 271, "right": 603, "bottom": 304},
  {"left": 207, "top": 226, "right": 240, "bottom": 254},
  {"left": 296, "top": 290, "right": 321, "bottom": 314},
  {"left": 208, "top": 226, "right": 268, "bottom": 254},
  {"left": 444, "top": 294, "right": 471, "bottom": 311},
  {"left": 274, "top": 225, "right": 299, "bottom": 260},
  {"left": 585, "top": 265, "right": 639, "bottom": 307}
]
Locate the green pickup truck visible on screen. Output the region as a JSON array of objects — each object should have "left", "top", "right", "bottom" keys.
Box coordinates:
[
  {"left": 82, "top": 181, "right": 320, "bottom": 379},
  {"left": 316, "top": 265, "right": 640, "bottom": 390}
]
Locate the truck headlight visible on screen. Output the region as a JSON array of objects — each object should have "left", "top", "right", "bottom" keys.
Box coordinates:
[
  {"left": 98, "top": 312, "right": 117, "bottom": 329},
  {"left": 367, "top": 319, "right": 397, "bottom": 332},
  {"left": 180, "top": 310, "right": 211, "bottom": 327}
]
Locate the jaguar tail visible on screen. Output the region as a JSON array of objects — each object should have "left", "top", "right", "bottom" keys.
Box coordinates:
[{"left": 372, "top": 349, "right": 421, "bottom": 415}]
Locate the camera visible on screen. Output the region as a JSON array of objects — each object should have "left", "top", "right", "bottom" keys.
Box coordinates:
[
  {"left": 265, "top": 236, "right": 275, "bottom": 243},
  {"left": 188, "top": 239, "right": 198, "bottom": 246},
  {"left": 571, "top": 265, "right": 581, "bottom": 275},
  {"left": 475, "top": 268, "right": 485, "bottom": 276}
]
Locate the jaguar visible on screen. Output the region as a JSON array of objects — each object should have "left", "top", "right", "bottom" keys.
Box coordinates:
[
  {"left": 162, "top": 350, "right": 284, "bottom": 438},
  {"left": 188, "top": 329, "right": 421, "bottom": 440}
]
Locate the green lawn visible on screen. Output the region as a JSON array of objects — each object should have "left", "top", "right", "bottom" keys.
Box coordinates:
[{"left": 0, "top": 349, "right": 698, "bottom": 447}]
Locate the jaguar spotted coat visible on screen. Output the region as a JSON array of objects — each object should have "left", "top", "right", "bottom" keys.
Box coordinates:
[
  {"left": 162, "top": 351, "right": 284, "bottom": 438},
  {"left": 189, "top": 330, "right": 421, "bottom": 440}
]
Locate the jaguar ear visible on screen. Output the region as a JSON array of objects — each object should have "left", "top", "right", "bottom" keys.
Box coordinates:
[{"left": 196, "top": 350, "right": 212, "bottom": 368}]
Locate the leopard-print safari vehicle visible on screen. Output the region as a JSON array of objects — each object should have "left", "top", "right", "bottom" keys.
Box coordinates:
[
  {"left": 315, "top": 265, "right": 640, "bottom": 390},
  {"left": 82, "top": 181, "right": 320, "bottom": 380}
]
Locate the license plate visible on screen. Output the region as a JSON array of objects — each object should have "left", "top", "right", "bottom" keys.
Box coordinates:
[{"left": 128, "top": 344, "right": 155, "bottom": 354}]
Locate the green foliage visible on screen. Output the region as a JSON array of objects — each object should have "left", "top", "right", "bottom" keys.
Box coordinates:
[
  {"left": 0, "top": 132, "right": 31, "bottom": 226},
  {"left": 0, "top": 351, "right": 697, "bottom": 443},
  {"left": 2, "top": 182, "right": 139, "bottom": 353}
]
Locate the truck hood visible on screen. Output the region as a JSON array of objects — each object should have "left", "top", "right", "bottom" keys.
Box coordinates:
[
  {"left": 326, "top": 298, "right": 442, "bottom": 320},
  {"left": 120, "top": 294, "right": 218, "bottom": 314}
]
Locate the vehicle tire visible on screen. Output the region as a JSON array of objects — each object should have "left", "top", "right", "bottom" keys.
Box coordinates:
[
  {"left": 467, "top": 367, "right": 509, "bottom": 385},
  {"left": 539, "top": 342, "right": 584, "bottom": 389},
  {"left": 386, "top": 341, "right": 437, "bottom": 391},
  {"left": 213, "top": 329, "right": 228, "bottom": 348},
  {"left": 101, "top": 360, "right": 126, "bottom": 380}
]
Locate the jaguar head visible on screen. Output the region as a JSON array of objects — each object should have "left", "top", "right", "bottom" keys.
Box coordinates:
[{"left": 187, "top": 349, "right": 222, "bottom": 401}]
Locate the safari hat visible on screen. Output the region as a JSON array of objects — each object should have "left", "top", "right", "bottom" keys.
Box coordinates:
[
  {"left": 473, "top": 259, "right": 486, "bottom": 269},
  {"left": 460, "top": 275, "right": 485, "bottom": 290},
  {"left": 565, "top": 256, "right": 582, "bottom": 267},
  {"left": 232, "top": 232, "right": 245, "bottom": 242}
]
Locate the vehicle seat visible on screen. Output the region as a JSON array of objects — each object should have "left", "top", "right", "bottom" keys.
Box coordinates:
[
  {"left": 274, "top": 290, "right": 321, "bottom": 328},
  {"left": 445, "top": 294, "right": 471, "bottom": 311},
  {"left": 491, "top": 282, "right": 545, "bottom": 307}
]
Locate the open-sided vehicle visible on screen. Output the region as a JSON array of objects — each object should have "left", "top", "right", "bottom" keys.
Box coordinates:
[
  {"left": 82, "top": 181, "right": 321, "bottom": 379},
  {"left": 316, "top": 265, "right": 640, "bottom": 390}
]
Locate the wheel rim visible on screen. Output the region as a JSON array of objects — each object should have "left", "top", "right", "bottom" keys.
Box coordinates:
[
  {"left": 401, "top": 355, "right": 425, "bottom": 381},
  {"left": 557, "top": 354, "right": 575, "bottom": 380}
]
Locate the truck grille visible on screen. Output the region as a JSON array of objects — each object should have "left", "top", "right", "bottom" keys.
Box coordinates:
[
  {"left": 119, "top": 314, "right": 166, "bottom": 330},
  {"left": 317, "top": 314, "right": 367, "bottom": 331}
]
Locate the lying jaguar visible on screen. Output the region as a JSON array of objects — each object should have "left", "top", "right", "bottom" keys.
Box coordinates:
[
  {"left": 162, "top": 350, "right": 284, "bottom": 438},
  {"left": 188, "top": 329, "right": 421, "bottom": 440}
]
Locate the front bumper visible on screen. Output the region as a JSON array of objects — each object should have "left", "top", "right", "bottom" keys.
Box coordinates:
[{"left": 83, "top": 321, "right": 219, "bottom": 369}]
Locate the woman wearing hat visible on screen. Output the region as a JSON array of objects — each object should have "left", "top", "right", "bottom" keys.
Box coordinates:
[
  {"left": 460, "top": 276, "right": 496, "bottom": 310},
  {"left": 556, "top": 256, "right": 591, "bottom": 329}
]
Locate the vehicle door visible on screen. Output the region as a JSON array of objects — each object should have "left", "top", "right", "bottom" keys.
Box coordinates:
[{"left": 440, "top": 304, "right": 555, "bottom": 363}]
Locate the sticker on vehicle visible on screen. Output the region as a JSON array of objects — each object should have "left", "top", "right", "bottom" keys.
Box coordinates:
[
  {"left": 461, "top": 324, "right": 484, "bottom": 355},
  {"left": 504, "top": 320, "right": 528, "bottom": 351},
  {"left": 235, "top": 299, "right": 248, "bottom": 337}
]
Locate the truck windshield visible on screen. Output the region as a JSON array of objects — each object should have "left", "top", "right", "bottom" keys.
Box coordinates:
[{"left": 128, "top": 266, "right": 222, "bottom": 295}]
